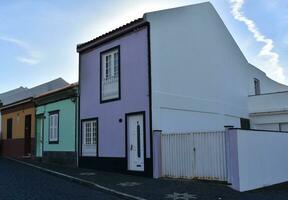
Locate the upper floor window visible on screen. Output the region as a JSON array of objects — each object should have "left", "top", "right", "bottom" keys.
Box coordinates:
[
  {"left": 240, "top": 118, "right": 250, "bottom": 130},
  {"left": 254, "top": 78, "right": 261, "bottom": 95},
  {"left": 100, "top": 46, "right": 120, "bottom": 103}
]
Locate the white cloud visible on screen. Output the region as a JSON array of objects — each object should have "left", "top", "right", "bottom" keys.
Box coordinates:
[
  {"left": 16, "top": 57, "right": 39, "bottom": 65},
  {"left": 230, "top": 0, "right": 286, "bottom": 84},
  {"left": 0, "top": 36, "right": 41, "bottom": 65}
]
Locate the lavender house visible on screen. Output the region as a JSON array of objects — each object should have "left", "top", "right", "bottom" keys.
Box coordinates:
[
  {"left": 77, "top": 2, "right": 288, "bottom": 176},
  {"left": 77, "top": 19, "right": 152, "bottom": 175}
]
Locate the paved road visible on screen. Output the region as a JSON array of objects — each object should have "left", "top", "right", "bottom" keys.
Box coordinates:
[{"left": 0, "top": 158, "right": 122, "bottom": 200}]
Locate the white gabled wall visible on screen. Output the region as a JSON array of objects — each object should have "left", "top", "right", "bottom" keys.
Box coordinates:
[{"left": 145, "top": 2, "right": 250, "bottom": 132}]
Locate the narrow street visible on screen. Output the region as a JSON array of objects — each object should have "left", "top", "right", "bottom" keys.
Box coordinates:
[{"left": 0, "top": 158, "right": 122, "bottom": 200}]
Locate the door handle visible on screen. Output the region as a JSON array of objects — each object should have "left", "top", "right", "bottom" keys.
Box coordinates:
[{"left": 130, "top": 145, "right": 133, "bottom": 150}]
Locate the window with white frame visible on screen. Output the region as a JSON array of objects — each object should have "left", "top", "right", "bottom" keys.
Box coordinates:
[
  {"left": 82, "top": 119, "right": 97, "bottom": 156},
  {"left": 101, "top": 47, "right": 120, "bottom": 102},
  {"left": 83, "top": 120, "right": 97, "bottom": 145},
  {"left": 49, "top": 111, "right": 59, "bottom": 143}
]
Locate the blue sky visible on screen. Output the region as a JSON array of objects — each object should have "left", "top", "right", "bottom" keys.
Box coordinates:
[{"left": 0, "top": 0, "right": 287, "bottom": 93}]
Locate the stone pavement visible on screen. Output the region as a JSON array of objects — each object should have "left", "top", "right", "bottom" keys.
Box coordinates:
[
  {"left": 0, "top": 158, "right": 122, "bottom": 200},
  {"left": 7, "top": 157, "right": 288, "bottom": 200}
]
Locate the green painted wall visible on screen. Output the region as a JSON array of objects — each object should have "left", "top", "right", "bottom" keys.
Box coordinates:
[{"left": 36, "top": 98, "right": 76, "bottom": 152}]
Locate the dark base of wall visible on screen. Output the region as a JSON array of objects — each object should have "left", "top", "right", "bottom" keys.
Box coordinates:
[
  {"left": 79, "top": 157, "right": 153, "bottom": 177},
  {"left": 43, "top": 151, "right": 77, "bottom": 166},
  {"left": 1, "top": 138, "right": 35, "bottom": 157}
]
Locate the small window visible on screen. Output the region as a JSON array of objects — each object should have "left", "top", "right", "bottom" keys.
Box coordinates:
[
  {"left": 49, "top": 111, "right": 59, "bottom": 143},
  {"left": 7, "top": 118, "right": 13, "bottom": 139},
  {"left": 240, "top": 118, "right": 250, "bottom": 130},
  {"left": 254, "top": 78, "right": 261, "bottom": 95},
  {"left": 279, "top": 123, "right": 288, "bottom": 132},
  {"left": 100, "top": 46, "right": 120, "bottom": 102}
]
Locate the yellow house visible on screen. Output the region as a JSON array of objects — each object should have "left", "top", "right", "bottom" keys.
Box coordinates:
[{"left": 1, "top": 98, "right": 35, "bottom": 157}]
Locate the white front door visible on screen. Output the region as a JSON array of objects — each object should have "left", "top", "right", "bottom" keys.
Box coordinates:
[{"left": 127, "top": 113, "right": 145, "bottom": 171}]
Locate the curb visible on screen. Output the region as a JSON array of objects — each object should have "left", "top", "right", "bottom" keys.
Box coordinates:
[{"left": 6, "top": 157, "right": 146, "bottom": 200}]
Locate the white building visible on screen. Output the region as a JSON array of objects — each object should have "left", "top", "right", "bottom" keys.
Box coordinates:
[{"left": 144, "top": 2, "right": 288, "bottom": 133}]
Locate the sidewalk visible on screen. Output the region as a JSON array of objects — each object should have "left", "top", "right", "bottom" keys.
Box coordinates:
[{"left": 7, "top": 157, "right": 288, "bottom": 200}]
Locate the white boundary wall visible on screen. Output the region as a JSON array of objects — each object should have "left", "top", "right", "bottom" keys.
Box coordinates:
[
  {"left": 161, "top": 131, "right": 227, "bottom": 181},
  {"left": 228, "top": 129, "right": 288, "bottom": 191}
]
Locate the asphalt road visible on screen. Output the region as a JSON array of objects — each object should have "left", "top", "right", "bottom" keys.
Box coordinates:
[{"left": 0, "top": 158, "right": 122, "bottom": 200}]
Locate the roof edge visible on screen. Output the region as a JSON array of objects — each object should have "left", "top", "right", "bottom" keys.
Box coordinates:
[
  {"left": 77, "top": 18, "right": 148, "bottom": 53},
  {"left": 34, "top": 83, "right": 78, "bottom": 100},
  {"left": 143, "top": 1, "right": 211, "bottom": 17},
  {"left": 0, "top": 97, "right": 33, "bottom": 111}
]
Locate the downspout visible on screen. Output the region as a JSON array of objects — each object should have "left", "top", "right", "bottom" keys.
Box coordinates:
[{"left": 74, "top": 91, "right": 79, "bottom": 167}]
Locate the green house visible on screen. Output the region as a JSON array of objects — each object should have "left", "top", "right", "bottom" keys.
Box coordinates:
[{"left": 35, "top": 83, "right": 78, "bottom": 166}]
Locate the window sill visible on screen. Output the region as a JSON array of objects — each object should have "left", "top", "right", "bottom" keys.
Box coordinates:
[
  {"left": 48, "top": 141, "right": 59, "bottom": 144},
  {"left": 100, "top": 97, "right": 121, "bottom": 104}
]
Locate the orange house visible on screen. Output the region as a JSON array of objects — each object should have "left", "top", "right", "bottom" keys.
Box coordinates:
[{"left": 1, "top": 98, "right": 35, "bottom": 157}]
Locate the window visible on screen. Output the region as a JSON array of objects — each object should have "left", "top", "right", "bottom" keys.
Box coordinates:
[
  {"left": 49, "top": 111, "right": 59, "bottom": 143},
  {"left": 240, "top": 118, "right": 250, "bottom": 130},
  {"left": 83, "top": 120, "right": 97, "bottom": 145},
  {"left": 7, "top": 118, "right": 13, "bottom": 139},
  {"left": 100, "top": 46, "right": 120, "bottom": 102},
  {"left": 279, "top": 123, "right": 288, "bottom": 132},
  {"left": 254, "top": 78, "right": 261, "bottom": 95},
  {"left": 82, "top": 119, "right": 98, "bottom": 157}
]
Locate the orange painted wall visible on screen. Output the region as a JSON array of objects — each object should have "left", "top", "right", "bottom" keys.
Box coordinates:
[{"left": 1, "top": 106, "right": 35, "bottom": 140}]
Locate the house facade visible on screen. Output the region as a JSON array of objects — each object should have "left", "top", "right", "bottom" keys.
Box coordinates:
[
  {"left": 1, "top": 98, "right": 35, "bottom": 157},
  {"left": 78, "top": 3, "right": 248, "bottom": 174},
  {"left": 0, "top": 78, "right": 68, "bottom": 157},
  {"left": 34, "top": 83, "right": 78, "bottom": 166},
  {"left": 0, "top": 87, "right": 29, "bottom": 140},
  {"left": 78, "top": 20, "right": 152, "bottom": 175},
  {"left": 77, "top": 2, "right": 288, "bottom": 176}
]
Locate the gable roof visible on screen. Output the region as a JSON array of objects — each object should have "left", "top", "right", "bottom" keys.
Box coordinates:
[
  {"left": 0, "top": 87, "right": 28, "bottom": 105},
  {"left": 34, "top": 83, "right": 78, "bottom": 106},
  {"left": 0, "top": 78, "right": 69, "bottom": 107},
  {"left": 35, "top": 82, "right": 78, "bottom": 99},
  {"left": 28, "top": 78, "right": 68, "bottom": 97},
  {"left": 77, "top": 18, "right": 147, "bottom": 53},
  {"left": 77, "top": 2, "right": 217, "bottom": 54}
]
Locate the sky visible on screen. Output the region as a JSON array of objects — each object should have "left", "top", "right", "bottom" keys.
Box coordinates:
[{"left": 0, "top": 0, "right": 287, "bottom": 93}]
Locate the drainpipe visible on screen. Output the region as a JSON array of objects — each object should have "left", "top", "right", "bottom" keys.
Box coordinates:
[{"left": 74, "top": 95, "right": 79, "bottom": 167}]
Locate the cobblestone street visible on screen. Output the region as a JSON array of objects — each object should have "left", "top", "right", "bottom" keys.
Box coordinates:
[{"left": 0, "top": 158, "right": 122, "bottom": 200}]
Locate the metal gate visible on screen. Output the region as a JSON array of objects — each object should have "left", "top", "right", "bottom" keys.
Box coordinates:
[{"left": 161, "top": 131, "right": 227, "bottom": 181}]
